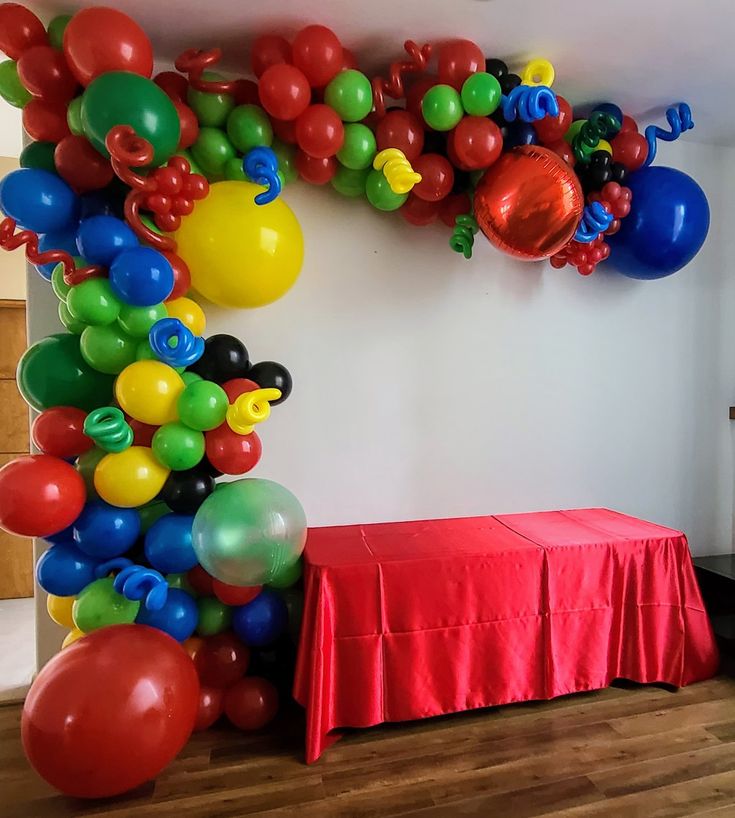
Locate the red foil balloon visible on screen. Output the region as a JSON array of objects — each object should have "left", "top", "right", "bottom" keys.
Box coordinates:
[
  {"left": 412, "top": 153, "right": 454, "bottom": 202},
  {"left": 474, "top": 145, "right": 584, "bottom": 260},
  {"left": 295, "top": 150, "right": 336, "bottom": 185},
  {"left": 21, "top": 625, "right": 199, "bottom": 799},
  {"left": 224, "top": 677, "right": 279, "bottom": 731},
  {"left": 258, "top": 63, "right": 311, "bottom": 121},
  {"left": 17, "top": 46, "right": 77, "bottom": 101},
  {"left": 22, "top": 98, "right": 70, "bottom": 143},
  {"left": 31, "top": 407, "right": 92, "bottom": 459},
  {"left": 194, "top": 685, "right": 225, "bottom": 731},
  {"left": 376, "top": 110, "right": 425, "bottom": 163},
  {"left": 439, "top": 191, "right": 471, "bottom": 227},
  {"left": 212, "top": 579, "right": 263, "bottom": 606},
  {"left": 295, "top": 104, "right": 344, "bottom": 158},
  {"left": 448, "top": 116, "right": 503, "bottom": 170},
  {"left": 195, "top": 632, "right": 250, "bottom": 687},
  {"left": 292, "top": 25, "right": 343, "bottom": 88},
  {"left": 251, "top": 34, "right": 292, "bottom": 78},
  {"left": 205, "top": 425, "right": 262, "bottom": 475},
  {"left": 533, "top": 95, "right": 573, "bottom": 144},
  {"left": 401, "top": 194, "right": 440, "bottom": 226},
  {"left": 54, "top": 135, "right": 114, "bottom": 192},
  {"left": 0, "top": 4, "right": 47, "bottom": 60},
  {"left": 437, "top": 39, "right": 484, "bottom": 90},
  {"left": 611, "top": 130, "right": 649, "bottom": 171}
]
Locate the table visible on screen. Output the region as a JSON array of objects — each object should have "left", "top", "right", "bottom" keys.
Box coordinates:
[{"left": 293, "top": 509, "right": 719, "bottom": 763}]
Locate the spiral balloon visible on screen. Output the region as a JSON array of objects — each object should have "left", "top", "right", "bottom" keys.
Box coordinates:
[
  {"left": 574, "top": 201, "right": 614, "bottom": 243},
  {"left": 226, "top": 387, "right": 282, "bottom": 435},
  {"left": 113, "top": 564, "right": 169, "bottom": 611},
  {"left": 502, "top": 85, "right": 558, "bottom": 123},
  {"left": 572, "top": 112, "right": 620, "bottom": 163},
  {"left": 643, "top": 103, "right": 694, "bottom": 168},
  {"left": 149, "top": 318, "right": 205, "bottom": 368},
  {"left": 373, "top": 148, "right": 422, "bottom": 195},
  {"left": 243, "top": 147, "right": 282, "bottom": 205},
  {"left": 83, "top": 407, "right": 134, "bottom": 453},
  {"left": 450, "top": 214, "right": 479, "bottom": 259}
]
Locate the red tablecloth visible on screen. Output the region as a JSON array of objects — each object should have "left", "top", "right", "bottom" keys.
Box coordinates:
[{"left": 293, "top": 508, "right": 718, "bottom": 763}]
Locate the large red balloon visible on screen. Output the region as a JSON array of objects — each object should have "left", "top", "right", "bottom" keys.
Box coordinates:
[
  {"left": 0, "top": 455, "right": 85, "bottom": 537},
  {"left": 295, "top": 104, "right": 344, "bottom": 158},
  {"left": 474, "top": 145, "right": 584, "bottom": 260},
  {"left": 63, "top": 7, "right": 154, "bottom": 86},
  {"left": 437, "top": 40, "right": 485, "bottom": 90},
  {"left": 292, "top": 25, "right": 343, "bottom": 88},
  {"left": 412, "top": 153, "right": 454, "bottom": 202},
  {"left": 22, "top": 98, "right": 70, "bottom": 143},
  {"left": 17, "top": 46, "right": 77, "bottom": 101},
  {"left": 32, "top": 407, "right": 92, "bottom": 459},
  {"left": 54, "top": 135, "right": 114, "bottom": 193},
  {"left": 194, "top": 685, "right": 225, "bottom": 732},
  {"left": 0, "top": 4, "right": 47, "bottom": 60},
  {"left": 251, "top": 34, "right": 292, "bottom": 78},
  {"left": 22, "top": 625, "right": 198, "bottom": 798},
  {"left": 258, "top": 64, "right": 311, "bottom": 121},
  {"left": 533, "top": 95, "right": 573, "bottom": 144},
  {"left": 448, "top": 116, "right": 503, "bottom": 170},
  {"left": 376, "top": 110, "right": 425, "bottom": 163},
  {"left": 224, "top": 677, "right": 279, "bottom": 731},
  {"left": 205, "top": 425, "right": 262, "bottom": 475},
  {"left": 195, "top": 632, "right": 250, "bottom": 687}
]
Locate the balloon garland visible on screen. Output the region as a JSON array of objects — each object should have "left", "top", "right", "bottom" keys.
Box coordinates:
[{"left": 0, "top": 3, "right": 714, "bottom": 798}]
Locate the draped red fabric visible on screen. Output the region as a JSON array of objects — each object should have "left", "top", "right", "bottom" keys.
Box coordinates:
[{"left": 293, "top": 509, "right": 719, "bottom": 764}]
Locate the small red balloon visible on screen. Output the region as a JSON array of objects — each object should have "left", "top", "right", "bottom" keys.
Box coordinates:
[
  {"left": 376, "top": 110, "right": 425, "bottom": 163},
  {"left": 401, "top": 194, "right": 440, "bottom": 226},
  {"left": 32, "top": 407, "right": 92, "bottom": 459},
  {"left": 129, "top": 418, "right": 157, "bottom": 447},
  {"left": 162, "top": 251, "right": 191, "bottom": 300},
  {"left": 155, "top": 71, "right": 189, "bottom": 101},
  {"left": 272, "top": 117, "right": 297, "bottom": 144},
  {"left": 439, "top": 191, "right": 471, "bottom": 227},
  {"left": 174, "top": 100, "right": 199, "bottom": 150},
  {"left": 258, "top": 63, "right": 311, "bottom": 121},
  {"left": 405, "top": 75, "right": 438, "bottom": 122},
  {"left": 619, "top": 115, "right": 639, "bottom": 134},
  {"left": 187, "top": 565, "right": 214, "bottom": 597},
  {"left": 17, "top": 45, "right": 77, "bottom": 101},
  {"left": 205, "top": 425, "right": 262, "bottom": 475},
  {"left": 413, "top": 153, "right": 454, "bottom": 202},
  {"left": 611, "top": 130, "right": 649, "bottom": 171},
  {"left": 341, "top": 48, "right": 358, "bottom": 71},
  {"left": 212, "top": 579, "right": 263, "bottom": 606},
  {"left": 292, "top": 25, "right": 343, "bottom": 88},
  {"left": 295, "top": 150, "right": 336, "bottom": 185},
  {"left": 194, "top": 685, "right": 225, "bottom": 732},
  {"left": 224, "top": 677, "right": 279, "bottom": 731},
  {"left": 448, "top": 116, "right": 503, "bottom": 170},
  {"left": 233, "top": 79, "right": 260, "bottom": 106},
  {"left": 547, "top": 139, "right": 576, "bottom": 166},
  {"left": 437, "top": 39, "right": 484, "bottom": 90},
  {"left": 251, "top": 34, "right": 292, "bottom": 78},
  {"left": 22, "top": 98, "right": 70, "bottom": 143},
  {"left": 221, "top": 378, "right": 260, "bottom": 403},
  {"left": 295, "top": 104, "right": 344, "bottom": 158},
  {"left": 195, "top": 632, "right": 250, "bottom": 688},
  {"left": 533, "top": 95, "right": 573, "bottom": 144},
  {"left": 0, "top": 3, "right": 47, "bottom": 60},
  {"left": 54, "top": 135, "right": 114, "bottom": 193}
]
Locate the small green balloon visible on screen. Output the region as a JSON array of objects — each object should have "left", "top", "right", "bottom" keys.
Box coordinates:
[
  {"left": 20, "top": 141, "right": 57, "bottom": 172},
  {"left": 224, "top": 156, "right": 246, "bottom": 181},
  {"left": 421, "top": 84, "right": 464, "bottom": 131},
  {"left": 324, "top": 69, "right": 373, "bottom": 122},
  {"left": 47, "top": 14, "right": 72, "bottom": 49},
  {"left": 181, "top": 371, "right": 203, "bottom": 386},
  {"left": 187, "top": 71, "right": 235, "bottom": 127},
  {"left": 73, "top": 577, "right": 140, "bottom": 633},
  {"left": 167, "top": 573, "right": 196, "bottom": 594},
  {"left": 190, "top": 127, "right": 236, "bottom": 177},
  {"left": 76, "top": 447, "right": 106, "bottom": 499},
  {"left": 365, "top": 169, "right": 408, "bottom": 211},
  {"left": 51, "top": 261, "right": 72, "bottom": 301},
  {"left": 0, "top": 60, "right": 31, "bottom": 108},
  {"left": 58, "top": 301, "right": 86, "bottom": 334},
  {"left": 67, "top": 96, "right": 83, "bottom": 136},
  {"left": 337, "top": 123, "right": 376, "bottom": 170},
  {"left": 80, "top": 324, "right": 137, "bottom": 374},
  {"left": 226, "top": 104, "right": 273, "bottom": 153},
  {"left": 331, "top": 165, "right": 369, "bottom": 198},
  {"left": 565, "top": 119, "right": 586, "bottom": 145},
  {"left": 117, "top": 303, "right": 167, "bottom": 338},
  {"left": 268, "top": 557, "right": 302, "bottom": 589},
  {"left": 177, "top": 380, "right": 229, "bottom": 431},
  {"left": 66, "top": 278, "right": 121, "bottom": 326},
  {"left": 152, "top": 421, "right": 205, "bottom": 471},
  {"left": 139, "top": 500, "right": 171, "bottom": 533},
  {"left": 271, "top": 139, "right": 297, "bottom": 184},
  {"left": 460, "top": 72, "right": 502, "bottom": 117},
  {"left": 196, "top": 596, "right": 232, "bottom": 636}
]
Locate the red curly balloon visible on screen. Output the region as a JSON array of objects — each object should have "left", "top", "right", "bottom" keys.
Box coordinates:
[
  {"left": 371, "top": 40, "right": 432, "bottom": 118},
  {"left": 175, "top": 48, "right": 236, "bottom": 93}
]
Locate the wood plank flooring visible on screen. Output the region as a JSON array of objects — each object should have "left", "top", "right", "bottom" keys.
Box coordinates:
[{"left": 2, "top": 676, "right": 735, "bottom": 817}]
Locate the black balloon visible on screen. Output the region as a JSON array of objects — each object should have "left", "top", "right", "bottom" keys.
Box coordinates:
[
  {"left": 197, "top": 455, "right": 223, "bottom": 478},
  {"left": 610, "top": 162, "right": 629, "bottom": 185},
  {"left": 187, "top": 334, "right": 250, "bottom": 383},
  {"left": 248, "top": 361, "right": 292, "bottom": 406},
  {"left": 499, "top": 73, "right": 521, "bottom": 95},
  {"left": 159, "top": 467, "right": 216, "bottom": 514},
  {"left": 485, "top": 58, "right": 508, "bottom": 78}
]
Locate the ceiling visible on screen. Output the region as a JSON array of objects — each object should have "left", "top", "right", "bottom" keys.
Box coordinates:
[{"left": 25, "top": 0, "right": 735, "bottom": 145}]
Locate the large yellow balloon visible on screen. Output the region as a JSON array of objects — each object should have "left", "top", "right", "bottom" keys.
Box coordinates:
[
  {"left": 47, "top": 593, "right": 75, "bottom": 628},
  {"left": 115, "top": 360, "right": 185, "bottom": 425},
  {"left": 94, "top": 446, "right": 170, "bottom": 508},
  {"left": 174, "top": 181, "right": 304, "bottom": 308}
]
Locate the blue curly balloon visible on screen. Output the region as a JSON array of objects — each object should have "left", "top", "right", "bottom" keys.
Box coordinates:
[
  {"left": 244, "top": 146, "right": 282, "bottom": 205},
  {"left": 149, "top": 317, "right": 204, "bottom": 367},
  {"left": 574, "top": 201, "right": 614, "bottom": 243},
  {"left": 502, "top": 86, "right": 559, "bottom": 123},
  {"left": 112, "top": 564, "right": 169, "bottom": 611},
  {"left": 643, "top": 103, "right": 694, "bottom": 168}
]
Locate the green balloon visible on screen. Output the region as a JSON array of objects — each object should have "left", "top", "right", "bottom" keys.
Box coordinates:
[
  {"left": 564, "top": 119, "right": 586, "bottom": 144},
  {"left": 460, "top": 72, "right": 502, "bottom": 117},
  {"left": 80, "top": 324, "right": 137, "bottom": 374},
  {"left": 271, "top": 139, "right": 297, "bottom": 184},
  {"left": 18, "top": 333, "right": 114, "bottom": 412},
  {"left": 190, "top": 127, "right": 236, "bottom": 177},
  {"left": 177, "top": 380, "right": 228, "bottom": 431},
  {"left": 167, "top": 573, "right": 195, "bottom": 594},
  {"left": 337, "top": 123, "right": 376, "bottom": 170},
  {"left": 268, "top": 556, "right": 302, "bottom": 589},
  {"left": 51, "top": 261, "right": 72, "bottom": 301},
  {"left": 0, "top": 60, "right": 31, "bottom": 108},
  {"left": 67, "top": 278, "right": 121, "bottom": 326},
  {"left": 117, "top": 303, "right": 167, "bottom": 338},
  {"left": 421, "top": 84, "right": 464, "bottom": 131},
  {"left": 47, "top": 14, "right": 72, "bottom": 49},
  {"left": 20, "top": 141, "right": 56, "bottom": 173},
  {"left": 139, "top": 500, "right": 171, "bottom": 533},
  {"left": 187, "top": 72, "right": 235, "bottom": 127},
  {"left": 226, "top": 104, "right": 273, "bottom": 153},
  {"left": 67, "top": 96, "right": 83, "bottom": 136},
  {"left": 331, "top": 165, "right": 369, "bottom": 198},
  {"left": 76, "top": 447, "right": 105, "bottom": 499},
  {"left": 224, "top": 156, "right": 246, "bottom": 181},
  {"left": 196, "top": 596, "right": 232, "bottom": 636},
  {"left": 73, "top": 577, "right": 140, "bottom": 633},
  {"left": 136, "top": 339, "right": 156, "bottom": 362},
  {"left": 152, "top": 421, "right": 205, "bottom": 470},
  {"left": 324, "top": 69, "right": 373, "bottom": 122},
  {"left": 181, "top": 371, "right": 203, "bottom": 386},
  {"left": 81, "top": 72, "right": 181, "bottom": 166},
  {"left": 58, "top": 301, "right": 86, "bottom": 334},
  {"left": 365, "top": 169, "right": 408, "bottom": 211}
]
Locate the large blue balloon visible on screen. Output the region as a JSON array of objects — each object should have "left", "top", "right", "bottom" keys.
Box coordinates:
[
  {"left": 135, "top": 588, "right": 198, "bottom": 641},
  {"left": 607, "top": 166, "right": 710, "bottom": 280},
  {"left": 77, "top": 215, "right": 139, "bottom": 267},
  {"left": 72, "top": 501, "right": 141, "bottom": 559},
  {"left": 144, "top": 513, "right": 198, "bottom": 574},
  {"left": 36, "top": 542, "right": 100, "bottom": 596},
  {"left": 232, "top": 589, "right": 288, "bottom": 647},
  {"left": 36, "top": 225, "right": 80, "bottom": 280},
  {"left": 109, "top": 247, "right": 174, "bottom": 306},
  {"left": 0, "top": 168, "right": 79, "bottom": 234}
]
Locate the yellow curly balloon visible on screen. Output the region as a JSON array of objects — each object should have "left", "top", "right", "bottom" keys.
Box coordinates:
[
  {"left": 115, "top": 360, "right": 185, "bottom": 426},
  {"left": 174, "top": 181, "right": 304, "bottom": 309},
  {"left": 94, "top": 446, "right": 170, "bottom": 508},
  {"left": 47, "top": 593, "right": 75, "bottom": 628}
]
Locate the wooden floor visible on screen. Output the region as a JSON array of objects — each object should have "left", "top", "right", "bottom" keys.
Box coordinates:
[{"left": 3, "top": 676, "right": 735, "bottom": 817}]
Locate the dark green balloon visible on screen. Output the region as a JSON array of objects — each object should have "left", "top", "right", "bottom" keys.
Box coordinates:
[
  {"left": 81, "top": 72, "right": 180, "bottom": 166},
  {"left": 331, "top": 165, "right": 369, "bottom": 198},
  {"left": 139, "top": 500, "right": 171, "bottom": 533},
  {"left": 196, "top": 596, "right": 232, "bottom": 636},
  {"left": 224, "top": 156, "right": 246, "bottom": 181},
  {"left": 226, "top": 104, "right": 273, "bottom": 153},
  {"left": 80, "top": 324, "right": 137, "bottom": 374},
  {"left": 20, "top": 141, "right": 57, "bottom": 173},
  {"left": 187, "top": 72, "right": 235, "bottom": 128},
  {"left": 17, "top": 333, "right": 115, "bottom": 412},
  {"left": 47, "top": 14, "right": 72, "bottom": 50},
  {"left": 0, "top": 60, "right": 31, "bottom": 108}
]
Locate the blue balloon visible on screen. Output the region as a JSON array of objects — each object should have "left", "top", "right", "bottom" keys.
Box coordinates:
[
  {"left": 135, "top": 588, "right": 198, "bottom": 641},
  {"left": 77, "top": 215, "right": 139, "bottom": 267},
  {"left": 44, "top": 524, "right": 75, "bottom": 545},
  {"left": 0, "top": 168, "right": 79, "bottom": 233},
  {"left": 36, "top": 224, "right": 81, "bottom": 279},
  {"left": 232, "top": 589, "right": 288, "bottom": 647},
  {"left": 593, "top": 102, "right": 623, "bottom": 132},
  {"left": 504, "top": 121, "right": 538, "bottom": 149},
  {"left": 72, "top": 501, "right": 141, "bottom": 559},
  {"left": 36, "top": 542, "right": 100, "bottom": 596},
  {"left": 607, "top": 166, "right": 710, "bottom": 280},
  {"left": 144, "top": 513, "right": 198, "bottom": 574},
  {"left": 109, "top": 246, "right": 174, "bottom": 306}
]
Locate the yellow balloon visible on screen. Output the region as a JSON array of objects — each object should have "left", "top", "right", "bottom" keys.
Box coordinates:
[
  {"left": 165, "top": 297, "right": 206, "bottom": 336},
  {"left": 174, "top": 181, "right": 304, "bottom": 308},
  {"left": 62, "top": 628, "right": 85, "bottom": 649},
  {"left": 47, "top": 593, "right": 75, "bottom": 628},
  {"left": 94, "top": 446, "right": 170, "bottom": 508},
  {"left": 115, "top": 360, "right": 185, "bottom": 425},
  {"left": 596, "top": 139, "right": 612, "bottom": 155}
]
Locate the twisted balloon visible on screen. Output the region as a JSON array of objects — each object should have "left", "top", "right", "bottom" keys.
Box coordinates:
[
  {"left": 83, "top": 407, "right": 134, "bottom": 453},
  {"left": 502, "top": 85, "right": 558, "bottom": 123},
  {"left": 450, "top": 214, "right": 479, "bottom": 259},
  {"left": 244, "top": 147, "right": 282, "bottom": 205},
  {"left": 149, "top": 317, "right": 205, "bottom": 367},
  {"left": 373, "top": 148, "right": 422, "bottom": 194},
  {"left": 574, "top": 201, "right": 614, "bottom": 243},
  {"left": 572, "top": 112, "right": 620, "bottom": 163},
  {"left": 175, "top": 47, "right": 236, "bottom": 93},
  {"left": 226, "top": 387, "right": 282, "bottom": 435},
  {"left": 371, "top": 40, "right": 432, "bottom": 118},
  {"left": 643, "top": 103, "right": 694, "bottom": 168},
  {"left": 113, "top": 564, "right": 169, "bottom": 611}
]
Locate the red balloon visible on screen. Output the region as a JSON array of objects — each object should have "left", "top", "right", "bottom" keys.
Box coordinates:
[
  {"left": 183, "top": 636, "right": 205, "bottom": 662},
  {"left": 295, "top": 104, "right": 344, "bottom": 158},
  {"left": 17, "top": 46, "right": 77, "bottom": 101},
  {"left": 292, "top": 25, "right": 342, "bottom": 88},
  {"left": 295, "top": 150, "right": 336, "bottom": 185},
  {"left": 448, "top": 116, "right": 503, "bottom": 170},
  {"left": 401, "top": 194, "right": 440, "bottom": 226},
  {"left": 533, "top": 95, "right": 573, "bottom": 144},
  {"left": 129, "top": 418, "right": 157, "bottom": 447},
  {"left": 611, "top": 130, "right": 649, "bottom": 171},
  {"left": 195, "top": 632, "right": 250, "bottom": 688},
  {"left": 547, "top": 139, "right": 576, "bottom": 166},
  {"left": 258, "top": 63, "right": 311, "bottom": 121},
  {"left": 0, "top": 455, "right": 85, "bottom": 537},
  {"left": 439, "top": 191, "right": 471, "bottom": 227},
  {"left": 0, "top": 4, "right": 47, "bottom": 60},
  {"left": 162, "top": 251, "right": 191, "bottom": 301},
  {"left": 405, "top": 75, "right": 438, "bottom": 122},
  {"left": 212, "top": 579, "right": 263, "bottom": 606},
  {"left": 251, "top": 34, "right": 292, "bottom": 78},
  {"left": 22, "top": 98, "right": 70, "bottom": 143},
  {"left": 194, "top": 684, "right": 225, "bottom": 731},
  {"left": 233, "top": 79, "right": 260, "bottom": 106},
  {"left": 272, "top": 116, "right": 297, "bottom": 144},
  {"left": 63, "top": 7, "right": 153, "bottom": 86},
  {"left": 341, "top": 48, "right": 358, "bottom": 71},
  {"left": 174, "top": 100, "right": 199, "bottom": 150},
  {"left": 619, "top": 115, "right": 639, "bottom": 134},
  {"left": 413, "top": 153, "right": 454, "bottom": 202},
  {"left": 437, "top": 40, "right": 484, "bottom": 90},
  {"left": 54, "top": 135, "right": 114, "bottom": 193},
  {"left": 474, "top": 145, "right": 584, "bottom": 260},
  {"left": 187, "top": 565, "right": 214, "bottom": 597},
  {"left": 376, "top": 110, "right": 424, "bottom": 163},
  {"left": 155, "top": 71, "right": 189, "bottom": 101},
  {"left": 31, "top": 407, "right": 92, "bottom": 459},
  {"left": 22, "top": 625, "right": 198, "bottom": 798},
  {"left": 224, "top": 677, "right": 279, "bottom": 731},
  {"left": 222, "top": 378, "right": 260, "bottom": 403},
  {"left": 205, "top": 425, "right": 262, "bottom": 475}
]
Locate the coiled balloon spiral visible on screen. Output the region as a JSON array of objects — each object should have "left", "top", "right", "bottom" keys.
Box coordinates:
[
  {"left": 244, "top": 147, "right": 282, "bottom": 205},
  {"left": 115, "top": 563, "right": 168, "bottom": 611},
  {"left": 83, "top": 407, "right": 134, "bottom": 453},
  {"left": 226, "top": 388, "right": 282, "bottom": 435},
  {"left": 175, "top": 47, "right": 236, "bottom": 93},
  {"left": 574, "top": 201, "right": 614, "bottom": 243},
  {"left": 502, "top": 85, "right": 559, "bottom": 123},
  {"left": 371, "top": 40, "right": 432, "bottom": 119},
  {"left": 450, "top": 214, "right": 479, "bottom": 260},
  {"left": 373, "top": 148, "right": 422, "bottom": 194},
  {"left": 572, "top": 112, "right": 620, "bottom": 163},
  {"left": 149, "top": 318, "right": 205, "bottom": 367},
  {"left": 643, "top": 103, "right": 693, "bottom": 168}
]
